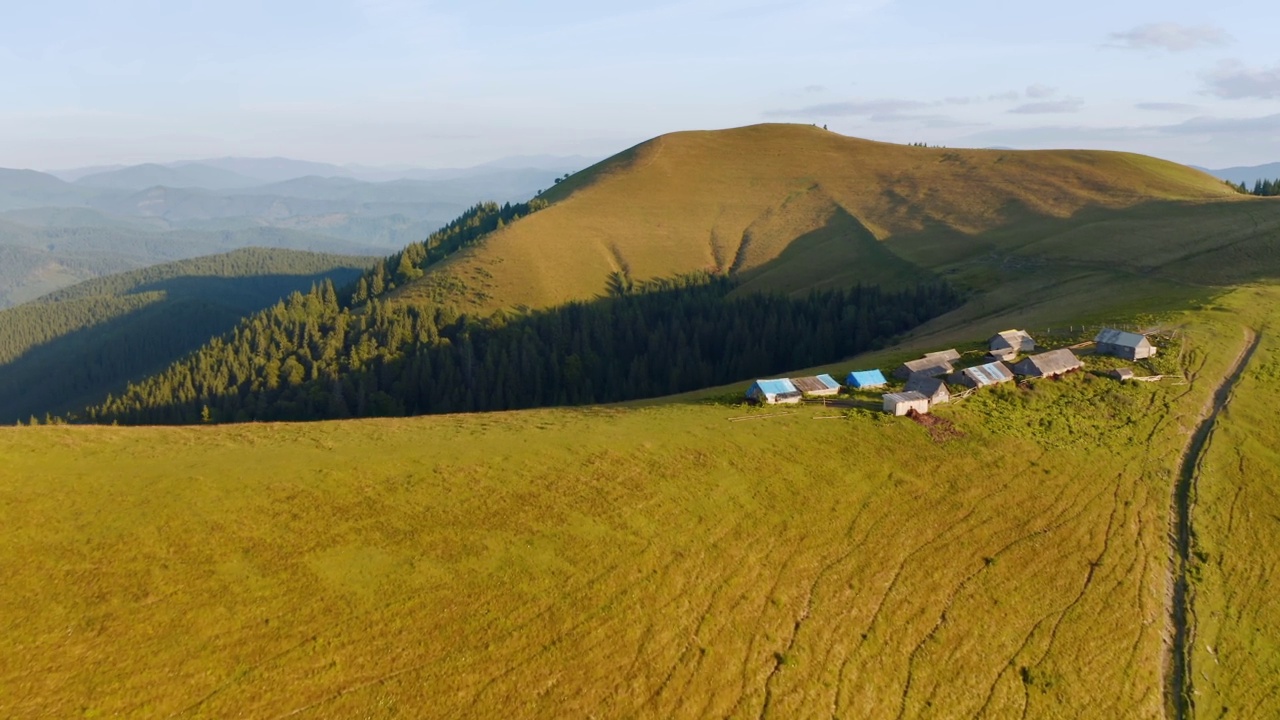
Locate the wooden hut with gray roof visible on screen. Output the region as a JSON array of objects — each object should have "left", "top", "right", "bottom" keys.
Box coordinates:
[
  {"left": 904, "top": 375, "right": 950, "bottom": 405},
  {"left": 893, "top": 350, "right": 959, "bottom": 380},
  {"left": 987, "top": 329, "right": 1037, "bottom": 361},
  {"left": 1012, "top": 348, "right": 1083, "bottom": 378},
  {"left": 883, "top": 391, "right": 930, "bottom": 416},
  {"left": 1094, "top": 328, "right": 1157, "bottom": 360},
  {"left": 949, "top": 360, "right": 1015, "bottom": 389}
]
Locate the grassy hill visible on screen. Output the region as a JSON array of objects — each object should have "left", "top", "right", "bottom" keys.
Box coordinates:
[
  {"left": 1, "top": 284, "right": 1275, "bottom": 717},
  {"left": 391, "top": 123, "right": 1239, "bottom": 312},
  {"left": 3, "top": 126, "right": 1279, "bottom": 716},
  {"left": 0, "top": 248, "right": 374, "bottom": 423}
]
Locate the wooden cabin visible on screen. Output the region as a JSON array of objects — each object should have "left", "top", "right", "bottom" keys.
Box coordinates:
[
  {"left": 904, "top": 375, "right": 950, "bottom": 405},
  {"left": 988, "top": 330, "right": 1037, "bottom": 361},
  {"left": 1094, "top": 328, "right": 1157, "bottom": 360},
  {"left": 791, "top": 374, "right": 841, "bottom": 397},
  {"left": 846, "top": 369, "right": 888, "bottom": 389},
  {"left": 883, "top": 391, "right": 930, "bottom": 416},
  {"left": 746, "top": 378, "right": 803, "bottom": 405},
  {"left": 1012, "top": 348, "right": 1083, "bottom": 378},
  {"left": 949, "top": 361, "right": 1015, "bottom": 389}
]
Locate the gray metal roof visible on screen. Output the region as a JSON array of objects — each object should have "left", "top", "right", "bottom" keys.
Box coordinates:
[
  {"left": 990, "top": 329, "right": 1036, "bottom": 351},
  {"left": 1095, "top": 328, "right": 1151, "bottom": 348},
  {"left": 960, "top": 361, "right": 1014, "bottom": 386},
  {"left": 884, "top": 391, "right": 929, "bottom": 403},
  {"left": 902, "top": 357, "right": 954, "bottom": 375},
  {"left": 924, "top": 349, "right": 961, "bottom": 362},
  {"left": 1014, "top": 348, "right": 1082, "bottom": 377},
  {"left": 904, "top": 375, "right": 947, "bottom": 395}
]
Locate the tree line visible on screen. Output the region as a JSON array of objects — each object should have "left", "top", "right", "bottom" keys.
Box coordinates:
[{"left": 80, "top": 276, "right": 963, "bottom": 425}]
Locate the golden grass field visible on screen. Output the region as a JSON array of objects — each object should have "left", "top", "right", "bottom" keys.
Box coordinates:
[
  {"left": 2, "top": 283, "right": 1277, "bottom": 718},
  {"left": 3, "top": 127, "right": 1280, "bottom": 717}
]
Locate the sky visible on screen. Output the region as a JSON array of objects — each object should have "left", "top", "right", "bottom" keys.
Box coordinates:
[{"left": 1, "top": 0, "right": 1278, "bottom": 170}]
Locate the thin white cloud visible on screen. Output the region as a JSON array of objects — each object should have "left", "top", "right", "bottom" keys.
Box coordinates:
[
  {"left": 1008, "top": 98, "right": 1084, "bottom": 114},
  {"left": 1106, "top": 22, "right": 1231, "bottom": 52},
  {"left": 1025, "top": 84, "right": 1056, "bottom": 99},
  {"left": 1203, "top": 60, "right": 1280, "bottom": 99},
  {"left": 764, "top": 98, "right": 929, "bottom": 117},
  {"left": 1135, "top": 102, "right": 1200, "bottom": 113},
  {"left": 1163, "top": 113, "right": 1280, "bottom": 135}
]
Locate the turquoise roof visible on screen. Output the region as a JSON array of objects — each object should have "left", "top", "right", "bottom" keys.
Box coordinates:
[
  {"left": 847, "top": 369, "right": 887, "bottom": 387},
  {"left": 748, "top": 378, "right": 797, "bottom": 396}
]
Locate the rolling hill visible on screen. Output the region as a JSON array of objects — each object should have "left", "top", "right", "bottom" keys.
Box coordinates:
[
  {"left": 391, "top": 123, "right": 1239, "bottom": 313},
  {"left": 3, "top": 124, "right": 1280, "bottom": 717},
  {"left": 83, "top": 124, "right": 1280, "bottom": 427},
  {"left": 0, "top": 248, "right": 374, "bottom": 423}
]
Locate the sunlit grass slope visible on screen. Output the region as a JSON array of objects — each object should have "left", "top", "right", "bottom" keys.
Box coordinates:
[
  {"left": 390, "top": 123, "right": 1239, "bottom": 312},
  {"left": 4, "top": 284, "right": 1274, "bottom": 718},
  {"left": 1183, "top": 286, "right": 1280, "bottom": 718}
]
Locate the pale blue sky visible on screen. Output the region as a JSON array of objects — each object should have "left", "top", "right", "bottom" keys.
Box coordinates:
[{"left": 2, "top": 0, "right": 1278, "bottom": 169}]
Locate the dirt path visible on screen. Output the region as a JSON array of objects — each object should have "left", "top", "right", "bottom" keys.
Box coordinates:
[{"left": 1167, "top": 327, "right": 1260, "bottom": 720}]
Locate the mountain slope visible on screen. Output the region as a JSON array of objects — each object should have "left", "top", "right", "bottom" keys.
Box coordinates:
[
  {"left": 393, "top": 123, "right": 1237, "bottom": 312},
  {"left": 0, "top": 248, "right": 374, "bottom": 422}
]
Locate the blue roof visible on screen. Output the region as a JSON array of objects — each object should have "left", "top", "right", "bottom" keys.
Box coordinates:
[
  {"left": 814, "top": 374, "right": 840, "bottom": 390},
  {"left": 847, "top": 369, "right": 887, "bottom": 387},
  {"left": 748, "top": 378, "right": 797, "bottom": 396}
]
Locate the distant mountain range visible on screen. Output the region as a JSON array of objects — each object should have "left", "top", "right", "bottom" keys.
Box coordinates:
[
  {"left": 1196, "top": 162, "right": 1280, "bottom": 185},
  {"left": 0, "top": 155, "right": 597, "bottom": 305},
  {"left": 49, "top": 154, "right": 597, "bottom": 188}
]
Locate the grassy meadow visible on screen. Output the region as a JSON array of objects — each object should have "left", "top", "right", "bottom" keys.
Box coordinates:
[
  {"left": 2, "top": 284, "right": 1273, "bottom": 718},
  {"left": 1180, "top": 286, "right": 1280, "bottom": 718}
]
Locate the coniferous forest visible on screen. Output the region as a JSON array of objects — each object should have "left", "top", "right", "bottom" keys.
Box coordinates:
[{"left": 83, "top": 276, "right": 961, "bottom": 425}]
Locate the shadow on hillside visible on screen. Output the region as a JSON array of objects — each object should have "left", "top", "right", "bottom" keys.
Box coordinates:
[
  {"left": 885, "top": 197, "right": 1280, "bottom": 288},
  {"left": 0, "top": 270, "right": 363, "bottom": 423}
]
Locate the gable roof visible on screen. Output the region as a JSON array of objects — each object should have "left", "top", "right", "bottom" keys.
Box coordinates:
[
  {"left": 1095, "top": 328, "right": 1151, "bottom": 348},
  {"left": 884, "top": 391, "right": 929, "bottom": 404},
  {"left": 847, "top": 369, "right": 887, "bottom": 387},
  {"left": 959, "top": 361, "right": 1014, "bottom": 386},
  {"left": 749, "top": 378, "right": 797, "bottom": 396},
  {"left": 1014, "top": 348, "right": 1082, "bottom": 376},
  {"left": 792, "top": 374, "right": 841, "bottom": 393},
  {"left": 904, "top": 375, "right": 948, "bottom": 396},
  {"left": 923, "top": 349, "right": 962, "bottom": 363},
  {"left": 901, "top": 357, "right": 954, "bottom": 376},
  {"left": 990, "top": 329, "right": 1036, "bottom": 351}
]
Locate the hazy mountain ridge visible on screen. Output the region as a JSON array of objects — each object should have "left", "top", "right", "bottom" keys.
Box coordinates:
[
  {"left": 0, "top": 155, "right": 594, "bottom": 303},
  {"left": 1198, "top": 161, "right": 1280, "bottom": 185}
]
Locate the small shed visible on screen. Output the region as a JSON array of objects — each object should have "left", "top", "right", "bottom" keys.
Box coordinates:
[
  {"left": 883, "top": 391, "right": 930, "bottom": 416},
  {"left": 949, "top": 361, "right": 1015, "bottom": 389},
  {"left": 904, "top": 375, "right": 951, "bottom": 405},
  {"left": 988, "top": 330, "right": 1037, "bottom": 361},
  {"left": 1012, "top": 348, "right": 1083, "bottom": 378},
  {"left": 1110, "top": 368, "right": 1135, "bottom": 382},
  {"left": 792, "top": 374, "right": 841, "bottom": 397},
  {"left": 894, "top": 356, "right": 955, "bottom": 380},
  {"left": 1095, "top": 328, "right": 1157, "bottom": 360},
  {"left": 847, "top": 369, "right": 888, "bottom": 389},
  {"left": 747, "top": 378, "right": 803, "bottom": 405}
]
